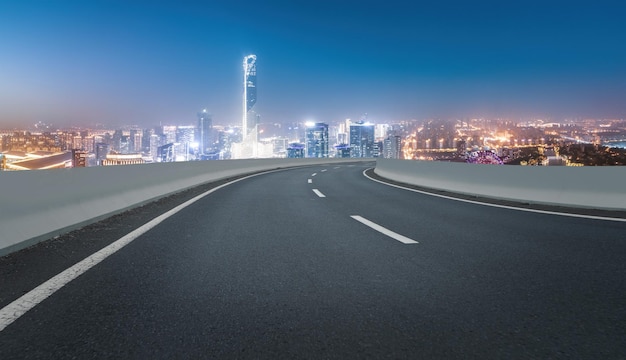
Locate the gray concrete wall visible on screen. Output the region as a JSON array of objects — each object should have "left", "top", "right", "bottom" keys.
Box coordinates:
[
  {"left": 0, "top": 158, "right": 363, "bottom": 256},
  {"left": 375, "top": 158, "right": 626, "bottom": 211}
]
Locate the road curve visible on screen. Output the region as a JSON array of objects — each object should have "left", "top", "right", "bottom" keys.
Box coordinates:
[{"left": 1, "top": 162, "right": 625, "bottom": 359}]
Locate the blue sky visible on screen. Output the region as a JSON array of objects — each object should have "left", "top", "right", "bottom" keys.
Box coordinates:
[{"left": 1, "top": 0, "right": 625, "bottom": 128}]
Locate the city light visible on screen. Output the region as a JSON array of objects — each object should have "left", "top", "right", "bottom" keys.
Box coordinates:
[{"left": 1, "top": 56, "right": 626, "bottom": 168}]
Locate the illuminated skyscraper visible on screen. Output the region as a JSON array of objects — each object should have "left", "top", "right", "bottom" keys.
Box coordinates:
[
  {"left": 242, "top": 54, "right": 257, "bottom": 140},
  {"left": 350, "top": 121, "right": 375, "bottom": 157},
  {"left": 305, "top": 122, "right": 329, "bottom": 158},
  {"left": 383, "top": 135, "right": 402, "bottom": 159},
  {"left": 95, "top": 142, "right": 110, "bottom": 165},
  {"left": 196, "top": 109, "right": 212, "bottom": 155},
  {"left": 129, "top": 129, "right": 142, "bottom": 153},
  {"left": 231, "top": 54, "right": 260, "bottom": 159}
]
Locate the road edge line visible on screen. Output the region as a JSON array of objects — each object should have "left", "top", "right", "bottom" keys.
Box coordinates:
[
  {"left": 0, "top": 169, "right": 284, "bottom": 332},
  {"left": 362, "top": 168, "right": 626, "bottom": 223}
]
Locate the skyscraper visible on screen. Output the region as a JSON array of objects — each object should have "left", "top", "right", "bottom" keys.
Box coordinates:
[
  {"left": 129, "top": 129, "right": 141, "bottom": 153},
  {"left": 350, "top": 122, "right": 375, "bottom": 157},
  {"left": 95, "top": 142, "right": 110, "bottom": 165},
  {"left": 231, "top": 54, "right": 260, "bottom": 159},
  {"left": 305, "top": 122, "right": 329, "bottom": 158},
  {"left": 242, "top": 54, "right": 257, "bottom": 140},
  {"left": 196, "top": 109, "right": 212, "bottom": 155},
  {"left": 383, "top": 135, "right": 402, "bottom": 159}
]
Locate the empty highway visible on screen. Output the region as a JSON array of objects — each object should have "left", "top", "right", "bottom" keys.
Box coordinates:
[{"left": 1, "top": 162, "right": 625, "bottom": 359}]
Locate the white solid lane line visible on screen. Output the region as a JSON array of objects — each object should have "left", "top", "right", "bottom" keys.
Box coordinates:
[
  {"left": 0, "top": 170, "right": 284, "bottom": 333},
  {"left": 312, "top": 189, "right": 326, "bottom": 198},
  {"left": 351, "top": 215, "right": 418, "bottom": 244},
  {"left": 308, "top": 179, "right": 312, "bottom": 183},
  {"left": 311, "top": 173, "right": 317, "bottom": 176},
  {"left": 362, "top": 168, "right": 626, "bottom": 223},
  {"left": 321, "top": 169, "right": 327, "bottom": 172}
]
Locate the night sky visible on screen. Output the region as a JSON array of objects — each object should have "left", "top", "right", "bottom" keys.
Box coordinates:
[{"left": 1, "top": 0, "right": 625, "bottom": 128}]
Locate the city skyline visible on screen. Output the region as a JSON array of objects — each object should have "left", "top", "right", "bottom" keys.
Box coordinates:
[{"left": 1, "top": 0, "right": 626, "bottom": 129}]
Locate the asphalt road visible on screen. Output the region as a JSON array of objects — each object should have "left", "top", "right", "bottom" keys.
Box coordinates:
[{"left": 1, "top": 162, "right": 625, "bottom": 359}]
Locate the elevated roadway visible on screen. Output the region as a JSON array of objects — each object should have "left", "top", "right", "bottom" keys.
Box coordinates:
[{"left": 1, "top": 162, "right": 625, "bottom": 358}]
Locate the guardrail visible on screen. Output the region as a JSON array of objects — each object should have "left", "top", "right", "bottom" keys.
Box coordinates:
[
  {"left": 0, "top": 158, "right": 364, "bottom": 256},
  {"left": 374, "top": 158, "right": 626, "bottom": 211}
]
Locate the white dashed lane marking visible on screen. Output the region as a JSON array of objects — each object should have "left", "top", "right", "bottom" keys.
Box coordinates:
[
  {"left": 351, "top": 215, "right": 418, "bottom": 244},
  {"left": 312, "top": 189, "right": 326, "bottom": 198}
]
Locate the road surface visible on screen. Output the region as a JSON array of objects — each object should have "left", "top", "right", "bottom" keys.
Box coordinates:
[{"left": 1, "top": 162, "right": 625, "bottom": 358}]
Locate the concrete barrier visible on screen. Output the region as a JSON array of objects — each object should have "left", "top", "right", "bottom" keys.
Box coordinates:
[
  {"left": 374, "top": 158, "right": 626, "bottom": 211},
  {"left": 0, "top": 158, "right": 364, "bottom": 256}
]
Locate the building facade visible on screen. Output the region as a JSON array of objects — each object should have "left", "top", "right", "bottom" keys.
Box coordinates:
[
  {"left": 242, "top": 55, "right": 257, "bottom": 140},
  {"left": 287, "top": 143, "right": 305, "bottom": 158},
  {"left": 196, "top": 109, "right": 212, "bottom": 155},
  {"left": 383, "top": 135, "right": 402, "bottom": 159},
  {"left": 305, "top": 122, "right": 329, "bottom": 158},
  {"left": 350, "top": 122, "right": 375, "bottom": 157}
]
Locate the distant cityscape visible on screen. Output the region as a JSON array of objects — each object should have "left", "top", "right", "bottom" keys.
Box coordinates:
[{"left": 2, "top": 55, "right": 626, "bottom": 171}]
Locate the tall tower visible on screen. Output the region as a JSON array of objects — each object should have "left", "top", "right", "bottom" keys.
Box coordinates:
[
  {"left": 196, "top": 109, "right": 212, "bottom": 155},
  {"left": 242, "top": 54, "right": 257, "bottom": 140}
]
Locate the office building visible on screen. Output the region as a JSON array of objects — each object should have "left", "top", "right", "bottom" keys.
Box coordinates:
[
  {"left": 157, "top": 143, "right": 174, "bottom": 162},
  {"left": 242, "top": 54, "right": 257, "bottom": 140},
  {"left": 95, "top": 142, "right": 110, "bottom": 165},
  {"left": 231, "top": 54, "right": 259, "bottom": 159},
  {"left": 305, "top": 122, "right": 329, "bottom": 158},
  {"left": 129, "top": 129, "right": 142, "bottom": 153},
  {"left": 383, "top": 135, "right": 402, "bottom": 159},
  {"left": 350, "top": 122, "right": 375, "bottom": 157},
  {"left": 196, "top": 109, "right": 212, "bottom": 155}
]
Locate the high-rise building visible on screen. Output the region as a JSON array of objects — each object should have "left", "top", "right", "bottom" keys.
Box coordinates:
[
  {"left": 129, "top": 129, "right": 142, "bottom": 153},
  {"left": 373, "top": 141, "right": 382, "bottom": 157},
  {"left": 119, "top": 135, "right": 130, "bottom": 154},
  {"left": 350, "top": 122, "right": 375, "bottom": 157},
  {"left": 175, "top": 125, "right": 196, "bottom": 160},
  {"left": 242, "top": 54, "right": 257, "bottom": 140},
  {"left": 176, "top": 126, "right": 195, "bottom": 144},
  {"left": 112, "top": 130, "right": 123, "bottom": 153},
  {"left": 232, "top": 54, "right": 259, "bottom": 159},
  {"left": 217, "top": 129, "right": 235, "bottom": 159},
  {"left": 272, "top": 137, "right": 290, "bottom": 156},
  {"left": 305, "top": 122, "right": 329, "bottom": 158},
  {"left": 95, "top": 142, "right": 110, "bottom": 165},
  {"left": 383, "top": 135, "right": 402, "bottom": 159},
  {"left": 149, "top": 134, "right": 162, "bottom": 162},
  {"left": 157, "top": 143, "right": 174, "bottom": 162},
  {"left": 142, "top": 129, "right": 152, "bottom": 154},
  {"left": 196, "top": 109, "right": 212, "bottom": 155}
]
